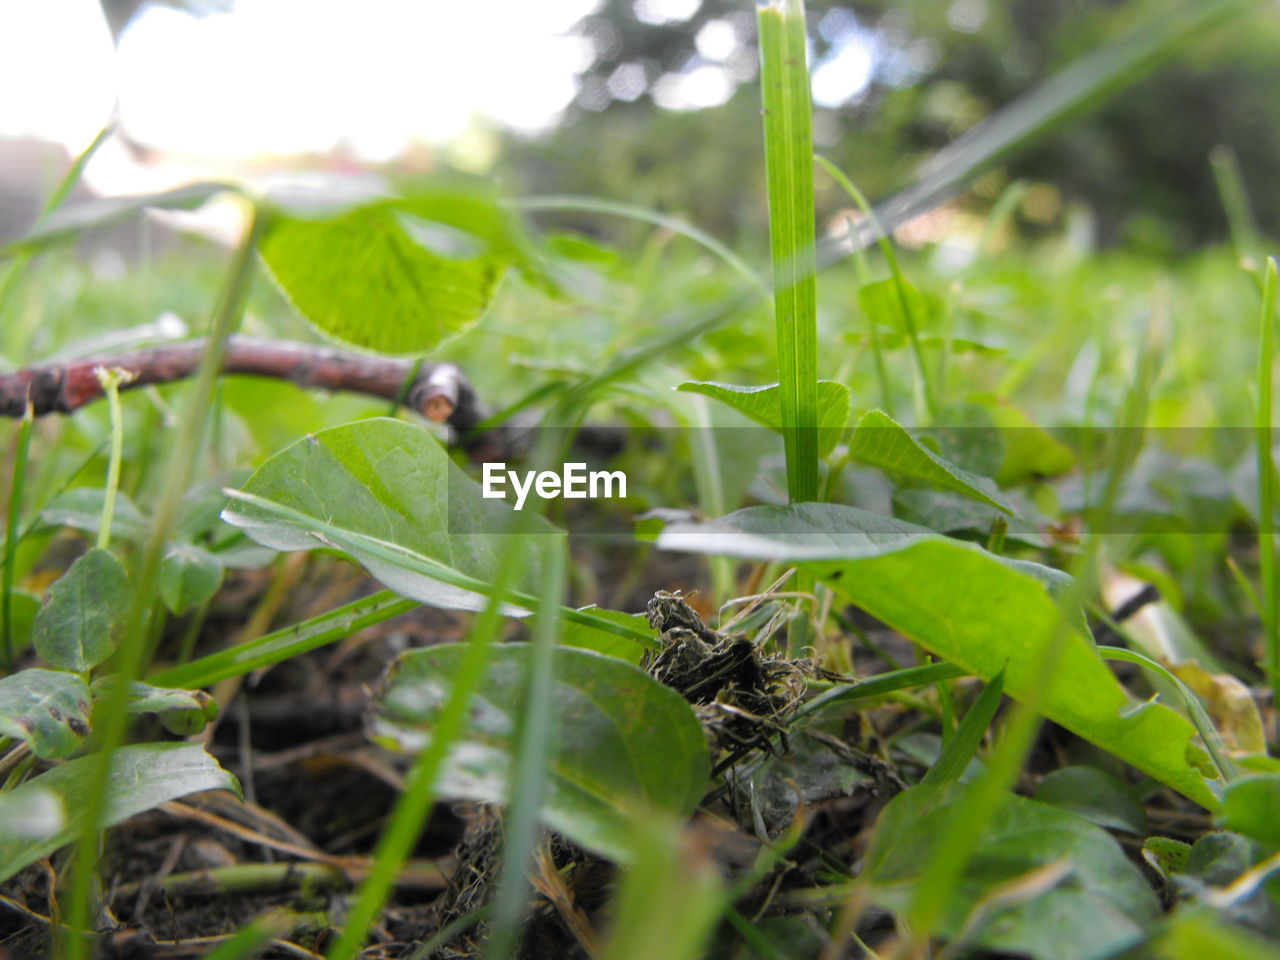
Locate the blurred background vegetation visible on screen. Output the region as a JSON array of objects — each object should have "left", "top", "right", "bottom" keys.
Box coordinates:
[
  {"left": 498, "top": 0, "right": 1280, "bottom": 253},
  {"left": 4, "top": 0, "right": 1276, "bottom": 259}
]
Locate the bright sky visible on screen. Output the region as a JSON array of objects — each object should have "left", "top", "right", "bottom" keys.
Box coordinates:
[{"left": 0, "top": 0, "right": 598, "bottom": 166}]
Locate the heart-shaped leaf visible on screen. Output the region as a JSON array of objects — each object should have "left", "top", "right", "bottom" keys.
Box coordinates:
[
  {"left": 159, "top": 543, "right": 224, "bottom": 615},
  {"left": 261, "top": 191, "right": 535, "bottom": 355},
  {"left": 222, "top": 418, "right": 557, "bottom": 613},
  {"left": 32, "top": 548, "right": 133, "bottom": 672},
  {"left": 373, "top": 643, "right": 709, "bottom": 862},
  {"left": 0, "top": 669, "right": 91, "bottom": 759}
]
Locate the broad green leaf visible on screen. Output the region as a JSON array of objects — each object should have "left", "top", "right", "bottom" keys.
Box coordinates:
[
  {"left": 39, "top": 488, "right": 149, "bottom": 541},
  {"left": 675, "top": 381, "right": 850, "bottom": 456},
  {"left": 0, "top": 182, "right": 235, "bottom": 258},
  {"left": 1219, "top": 775, "right": 1280, "bottom": 850},
  {"left": 658, "top": 503, "right": 1071, "bottom": 597},
  {"left": 658, "top": 505, "right": 1216, "bottom": 809},
  {"left": 866, "top": 784, "right": 1159, "bottom": 959},
  {"left": 1035, "top": 766, "right": 1148, "bottom": 834},
  {"left": 0, "top": 787, "right": 63, "bottom": 841},
  {"left": 260, "top": 192, "right": 529, "bottom": 355},
  {"left": 849, "top": 410, "right": 1016, "bottom": 516},
  {"left": 159, "top": 543, "right": 224, "bottom": 615},
  {"left": 561, "top": 608, "right": 650, "bottom": 665},
  {"left": 0, "top": 669, "right": 91, "bottom": 759},
  {"left": 1157, "top": 910, "right": 1280, "bottom": 960},
  {"left": 32, "top": 548, "right": 133, "bottom": 672},
  {"left": 965, "top": 393, "right": 1075, "bottom": 484},
  {"left": 373, "top": 643, "right": 709, "bottom": 862},
  {"left": 222, "top": 418, "right": 556, "bottom": 613},
  {"left": 0, "top": 742, "right": 240, "bottom": 885}
]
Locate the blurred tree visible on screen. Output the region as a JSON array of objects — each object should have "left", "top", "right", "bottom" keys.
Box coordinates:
[{"left": 499, "top": 0, "right": 1280, "bottom": 250}]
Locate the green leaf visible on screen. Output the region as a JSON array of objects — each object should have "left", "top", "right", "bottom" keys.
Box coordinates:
[
  {"left": 675, "top": 381, "right": 850, "bottom": 456},
  {"left": 0, "top": 787, "right": 64, "bottom": 841},
  {"left": 1142, "top": 837, "right": 1192, "bottom": 881},
  {"left": 658, "top": 506, "right": 1216, "bottom": 809},
  {"left": 561, "top": 608, "right": 651, "bottom": 665},
  {"left": 221, "top": 418, "right": 556, "bottom": 613},
  {"left": 260, "top": 191, "right": 528, "bottom": 355},
  {"left": 32, "top": 548, "right": 133, "bottom": 672},
  {"left": 866, "top": 784, "right": 1160, "bottom": 960},
  {"left": 159, "top": 543, "right": 224, "bottom": 615},
  {"left": 0, "top": 182, "right": 235, "bottom": 258},
  {"left": 1157, "top": 910, "right": 1280, "bottom": 960},
  {"left": 848, "top": 410, "right": 1016, "bottom": 516},
  {"left": 1219, "top": 775, "right": 1280, "bottom": 850},
  {"left": 373, "top": 643, "right": 709, "bottom": 862},
  {"left": 39, "top": 488, "right": 149, "bottom": 541},
  {"left": 1035, "top": 766, "right": 1148, "bottom": 834},
  {"left": 858, "top": 276, "right": 939, "bottom": 333},
  {"left": 0, "top": 669, "right": 91, "bottom": 759},
  {"left": 965, "top": 393, "right": 1076, "bottom": 484},
  {"left": 658, "top": 503, "right": 1070, "bottom": 596},
  {"left": 91, "top": 678, "right": 220, "bottom": 736},
  {"left": 0, "top": 742, "right": 240, "bottom": 885}
]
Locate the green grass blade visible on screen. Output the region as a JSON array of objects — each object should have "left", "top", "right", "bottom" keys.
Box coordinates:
[
  {"left": 815, "top": 156, "right": 936, "bottom": 419},
  {"left": 1210, "top": 145, "right": 1262, "bottom": 267},
  {"left": 516, "top": 195, "right": 768, "bottom": 296},
  {"left": 817, "top": 0, "right": 1264, "bottom": 267},
  {"left": 483, "top": 543, "right": 567, "bottom": 960},
  {"left": 325, "top": 553, "right": 521, "bottom": 960},
  {"left": 1258, "top": 258, "right": 1279, "bottom": 689},
  {"left": 758, "top": 0, "right": 819, "bottom": 503},
  {"left": 60, "top": 206, "right": 265, "bottom": 959},
  {"left": 149, "top": 590, "right": 417, "bottom": 689},
  {"left": 921, "top": 669, "right": 1005, "bottom": 786},
  {"left": 1096, "top": 645, "right": 1235, "bottom": 785},
  {"left": 2, "top": 405, "right": 33, "bottom": 672}
]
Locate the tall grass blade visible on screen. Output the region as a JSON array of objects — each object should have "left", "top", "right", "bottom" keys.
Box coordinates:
[
  {"left": 1258, "top": 258, "right": 1279, "bottom": 688},
  {"left": 60, "top": 207, "right": 265, "bottom": 959},
  {"left": 921, "top": 670, "right": 1004, "bottom": 786},
  {"left": 818, "top": 0, "right": 1264, "bottom": 267},
  {"left": 758, "top": 0, "right": 819, "bottom": 503},
  {"left": 815, "top": 156, "right": 936, "bottom": 419},
  {"left": 2, "top": 405, "right": 33, "bottom": 672},
  {"left": 483, "top": 542, "right": 566, "bottom": 960},
  {"left": 325, "top": 552, "right": 520, "bottom": 960}
]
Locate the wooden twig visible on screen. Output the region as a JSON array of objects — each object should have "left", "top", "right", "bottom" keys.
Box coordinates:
[{"left": 0, "top": 336, "right": 486, "bottom": 432}]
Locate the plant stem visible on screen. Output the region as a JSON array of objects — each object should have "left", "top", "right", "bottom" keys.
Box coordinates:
[
  {"left": 2, "top": 404, "right": 32, "bottom": 672},
  {"left": 1257, "top": 258, "right": 1279, "bottom": 689},
  {"left": 93, "top": 367, "right": 131, "bottom": 552},
  {"left": 758, "top": 0, "right": 819, "bottom": 503}
]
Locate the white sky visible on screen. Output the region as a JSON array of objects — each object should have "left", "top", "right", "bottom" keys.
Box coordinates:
[{"left": 0, "top": 0, "right": 599, "bottom": 164}]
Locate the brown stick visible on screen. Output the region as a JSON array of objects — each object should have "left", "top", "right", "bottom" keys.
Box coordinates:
[{"left": 0, "top": 336, "right": 486, "bottom": 432}]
